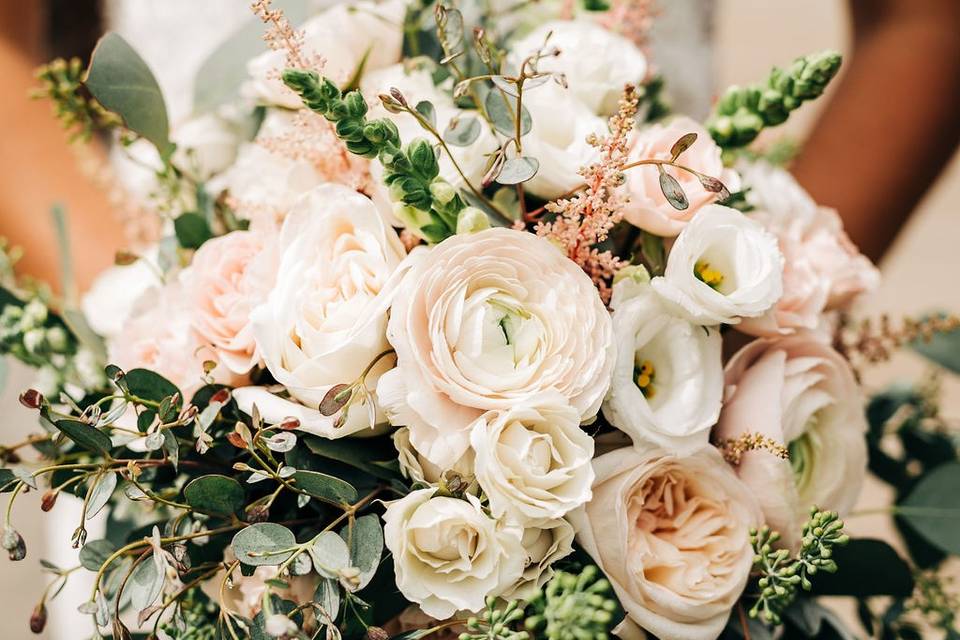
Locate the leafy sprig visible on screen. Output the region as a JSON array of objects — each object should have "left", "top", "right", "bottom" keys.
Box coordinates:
[{"left": 749, "top": 507, "right": 849, "bottom": 625}]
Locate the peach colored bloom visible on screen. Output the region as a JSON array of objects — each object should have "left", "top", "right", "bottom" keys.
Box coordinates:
[{"left": 621, "top": 117, "right": 740, "bottom": 237}]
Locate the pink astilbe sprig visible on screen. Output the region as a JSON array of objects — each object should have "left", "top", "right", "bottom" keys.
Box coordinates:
[
  {"left": 250, "top": 0, "right": 324, "bottom": 72},
  {"left": 598, "top": 0, "right": 658, "bottom": 49},
  {"left": 257, "top": 110, "right": 371, "bottom": 192},
  {"left": 536, "top": 84, "right": 640, "bottom": 302}
]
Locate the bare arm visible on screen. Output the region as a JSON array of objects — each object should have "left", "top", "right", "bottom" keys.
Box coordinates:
[
  {"left": 0, "top": 2, "right": 125, "bottom": 291},
  {"left": 791, "top": 0, "right": 960, "bottom": 263}
]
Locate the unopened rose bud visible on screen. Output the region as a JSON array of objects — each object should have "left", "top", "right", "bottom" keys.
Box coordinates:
[
  {"left": 30, "top": 601, "right": 46, "bottom": 633},
  {"left": 18, "top": 389, "right": 43, "bottom": 409},
  {"left": 40, "top": 491, "right": 58, "bottom": 512}
]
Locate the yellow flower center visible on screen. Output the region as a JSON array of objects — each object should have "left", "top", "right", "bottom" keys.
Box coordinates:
[
  {"left": 635, "top": 359, "right": 656, "bottom": 399},
  {"left": 694, "top": 259, "right": 724, "bottom": 290}
]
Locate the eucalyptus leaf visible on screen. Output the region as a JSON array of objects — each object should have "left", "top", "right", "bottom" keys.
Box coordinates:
[
  {"left": 309, "top": 531, "right": 351, "bottom": 579},
  {"left": 658, "top": 169, "right": 688, "bottom": 210},
  {"left": 414, "top": 101, "right": 437, "bottom": 129},
  {"left": 490, "top": 75, "right": 518, "bottom": 97},
  {"left": 183, "top": 475, "right": 245, "bottom": 516},
  {"left": 484, "top": 90, "right": 531, "bottom": 138},
  {"left": 496, "top": 157, "right": 539, "bottom": 185},
  {"left": 313, "top": 577, "right": 340, "bottom": 623},
  {"left": 302, "top": 435, "right": 403, "bottom": 482},
  {"left": 128, "top": 555, "right": 164, "bottom": 612},
  {"left": 911, "top": 318, "right": 960, "bottom": 374},
  {"left": 232, "top": 523, "right": 296, "bottom": 567},
  {"left": 124, "top": 369, "right": 180, "bottom": 405},
  {"left": 79, "top": 539, "right": 118, "bottom": 571},
  {"left": 85, "top": 33, "right": 173, "bottom": 157},
  {"left": 292, "top": 470, "right": 358, "bottom": 505},
  {"left": 0, "top": 468, "right": 15, "bottom": 493},
  {"left": 174, "top": 212, "right": 213, "bottom": 249},
  {"left": 341, "top": 514, "right": 383, "bottom": 589},
  {"left": 899, "top": 461, "right": 960, "bottom": 555},
  {"left": 669, "top": 132, "right": 698, "bottom": 161},
  {"left": 56, "top": 419, "right": 112, "bottom": 454},
  {"left": 808, "top": 539, "right": 913, "bottom": 597},
  {"left": 443, "top": 116, "right": 482, "bottom": 147},
  {"left": 86, "top": 472, "right": 118, "bottom": 520}
]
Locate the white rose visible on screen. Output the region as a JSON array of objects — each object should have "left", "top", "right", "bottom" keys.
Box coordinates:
[
  {"left": 715, "top": 336, "right": 868, "bottom": 547},
  {"left": 361, "top": 65, "right": 499, "bottom": 226},
  {"left": 503, "top": 518, "right": 575, "bottom": 600},
  {"left": 82, "top": 255, "right": 160, "bottom": 340},
  {"left": 383, "top": 489, "right": 526, "bottom": 619},
  {"left": 508, "top": 20, "right": 647, "bottom": 116},
  {"left": 739, "top": 159, "right": 818, "bottom": 227},
  {"left": 243, "top": 0, "right": 407, "bottom": 108},
  {"left": 377, "top": 227, "right": 614, "bottom": 466},
  {"left": 393, "top": 426, "right": 475, "bottom": 486},
  {"left": 520, "top": 82, "right": 607, "bottom": 200},
  {"left": 171, "top": 113, "right": 240, "bottom": 180},
  {"left": 602, "top": 278, "right": 723, "bottom": 454},
  {"left": 651, "top": 205, "right": 784, "bottom": 325},
  {"left": 233, "top": 183, "right": 406, "bottom": 437},
  {"left": 570, "top": 447, "right": 761, "bottom": 640},
  {"left": 470, "top": 404, "right": 594, "bottom": 524}
]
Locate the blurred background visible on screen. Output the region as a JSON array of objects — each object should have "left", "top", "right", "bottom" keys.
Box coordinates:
[{"left": 1, "top": 0, "right": 959, "bottom": 637}]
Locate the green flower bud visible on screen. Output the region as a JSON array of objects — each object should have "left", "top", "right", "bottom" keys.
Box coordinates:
[
  {"left": 612, "top": 264, "right": 650, "bottom": 285},
  {"left": 407, "top": 139, "right": 439, "bottom": 179},
  {"left": 22, "top": 329, "right": 45, "bottom": 354},
  {"left": 343, "top": 91, "right": 368, "bottom": 119},
  {"left": 429, "top": 180, "right": 457, "bottom": 205},
  {"left": 392, "top": 203, "right": 433, "bottom": 231},
  {"left": 455, "top": 207, "right": 490, "bottom": 235}
]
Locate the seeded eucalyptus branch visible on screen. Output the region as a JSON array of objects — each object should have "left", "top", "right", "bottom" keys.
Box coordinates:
[
  {"left": 707, "top": 50, "right": 842, "bottom": 148},
  {"left": 282, "top": 69, "right": 470, "bottom": 242},
  {"left": 749, "top": 507, "right": 849, "bottom": 625}
]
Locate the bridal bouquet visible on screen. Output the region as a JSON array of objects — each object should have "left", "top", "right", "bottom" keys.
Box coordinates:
[{"left": 4, "top": 1, "right": 960, "bottom": 638}]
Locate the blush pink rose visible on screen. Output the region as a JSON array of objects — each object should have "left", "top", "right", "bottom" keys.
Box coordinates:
[
  {"left": 621, "top": 117, "right": 741, "bottom": 237},
  {"left": 805, "top": 207, "right": 880, "bottom": 309},
  {"left": 108, "top": 282, "right": 243, "bottom": 397},
  {"left": 714, "top": 336, "right": 867, "bottom": 547},
  {"left": 182, "top": 230, "right": 278, "bottom": 375}
]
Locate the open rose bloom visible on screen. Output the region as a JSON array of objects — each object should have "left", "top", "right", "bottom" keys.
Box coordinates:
[{"left": 16, "top": 5, "right": 924, "bottom": 640}]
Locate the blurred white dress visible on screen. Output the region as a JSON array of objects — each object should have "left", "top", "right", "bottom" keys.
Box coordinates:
[{"left": 39, "top": 1, "right": 714, "bottom": 637}]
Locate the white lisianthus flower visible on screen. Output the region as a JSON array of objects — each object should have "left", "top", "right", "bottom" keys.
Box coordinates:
[
  {"left": 377, "top": 227, "right": 614, "bottom": 467},
  {"left": 393, "top": 427, "right": 475, "bottom": 486},
  {"left": 602, "top": 278, "right": 723, "bottom": 454},
  {"left": 569, "top": 447, "right": 761, "bottom": 640},
  {"left": 502, "top": 518, "right": 575, "bottom": 600},
  {"left": 508, "top": 20, "right": 647, "bottom": 116},
  {"left": 520, "top": 82, "right": 607, "bottom": 200},
  {"left": 715, "top": 336, "right": 868, "bottom": 548},
  {"left": 233, "top": 183, "right": 406, "bottom": 436},
  {"left": 651, "top": 205, "right": 784, "bottom": 325},
  {"left": 171, "top": 113, "right": 240, "bottom": 180},
  {"left": 361, "top": 65, "right": 499, "bottom": 225},
  {"left": 382, "top": 489, "right": 525, "bottom": 619},
  {"left": 243, "top": 0, "right": 407, "bottom": 108},
  {"left": 470, "top": 404, "right": 594, "bottom": 524},
  {"left": 739, "top": 159, "right": 818, "bottom": 226}
]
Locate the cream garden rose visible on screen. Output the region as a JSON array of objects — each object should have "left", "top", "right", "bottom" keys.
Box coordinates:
[
  {"left": 181, "top": 230, "right": 277, "bottom": 375},
  {"left": 507, "top": 20, "right": 648, "bottom": 116},
  {"left": 622, "top": 118, "right": 740, "bottom": 237},
  {"left": 651, "top": 205, "right": 784, "bottom": 325},
  {"left": 377, "top": 227, "right": 614, "bottom": 467},
  {"left": 243, "top": 0, "right": 407, "bottom": 108},
  {"left": 383, "top": 489, "right": 525, "bottom": 618},
  {"left": 470, "top": 404, "right": 594, "bottom": 524},
  {"left": 715, "top": 336, "right": 868, "bottom": 547},
  {"left": 233, "top": 183, "right": 406, "bottom": 436},
  {"left": 602, "top": 276, "right": 723, "bottom": 454},
  {"left": 504, "top": 518, "right": 575, "bottom": 600},
  {"left": 570, "top": 447, "right": 761, "bottom": 640},
  {"left": 393, "top": 426, "right": 476, "bottom": 487}
]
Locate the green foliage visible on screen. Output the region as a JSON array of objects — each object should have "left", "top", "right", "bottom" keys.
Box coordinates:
[
  {"left": 749, "top": 508, "right": 849, "bottom": 625},
  {"left": 524, "top": 566, "right": 620, "bottom": 640},
  {"left": 912, "top": 319, "right": 960, "bottom": 374},
  {"left": 461, "top": 598, "right": 529, "bottom": 640},
  {"left": 174, "top": 212, "right": 214, "bottom": 250},
  {"left": 808, "top": 539, "right": 913, "bottom": 597},
  {"left": 32, "top": 57, "right": 122, "bottom": 143},
  {"left": 707, "top": 50, "right": 841, "bottom": 148},
  {"left": 282, "top": 68, "right": 470, "bottom": 242},
  {"left": 55, "top": 419, "right": 112, "bottom": 454},
  {"left": 183, "top": 475, "right": 245, "bottom": 516},
  {"left": 899, "top": 462, "right": 960, "bottom": 556},
  {"left": 85, "top": 33, "right": 174, "bottom": 158},
  {"left": 232, "top": 523, "right": 297, "bottom": 567}
]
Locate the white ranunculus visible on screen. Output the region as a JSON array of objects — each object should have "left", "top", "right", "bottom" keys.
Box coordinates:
[
  {"left": 602, "top": 278, "right": 723, "bottom": 454},
  {"left": 243, "top": 0, "right": 407, "bottom": 108},
  {"left": 508, "top": 20, "right": 647, "bottom": 116},
  {"left": 361, "top": 65, "right": 499, "bottom": 225},
  {"left": 520, "top": 81, "right": 607, "bottom": 200},
  {"left": 233, "top": 183, "right": 406, "bottom": 437},
  {"left": 377, "top": 227, "right": 614, "bottom": 467},
  {"left": 503, "top": 518, "right": 575, "bottom": 600},
  {"left": 393, "top": 426, "right": 475, "bottom": 486},
  {"left": 171, "top": 113, "right": 240, "bottom": 180},
  {"left": 470, "top": 404, "right": 594, "bottom": 524},
  {"left": 651, "top": 205, "right": 784, "bottom": 325},
  {"left": 715, "top": 336, "right": 868, "bottom": 548},
  {"left": 383, "top": 489, "right": 526, "bottom": 619},
  {"left": 569, "top": 447, "right": 761, "bottom": 640}
]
